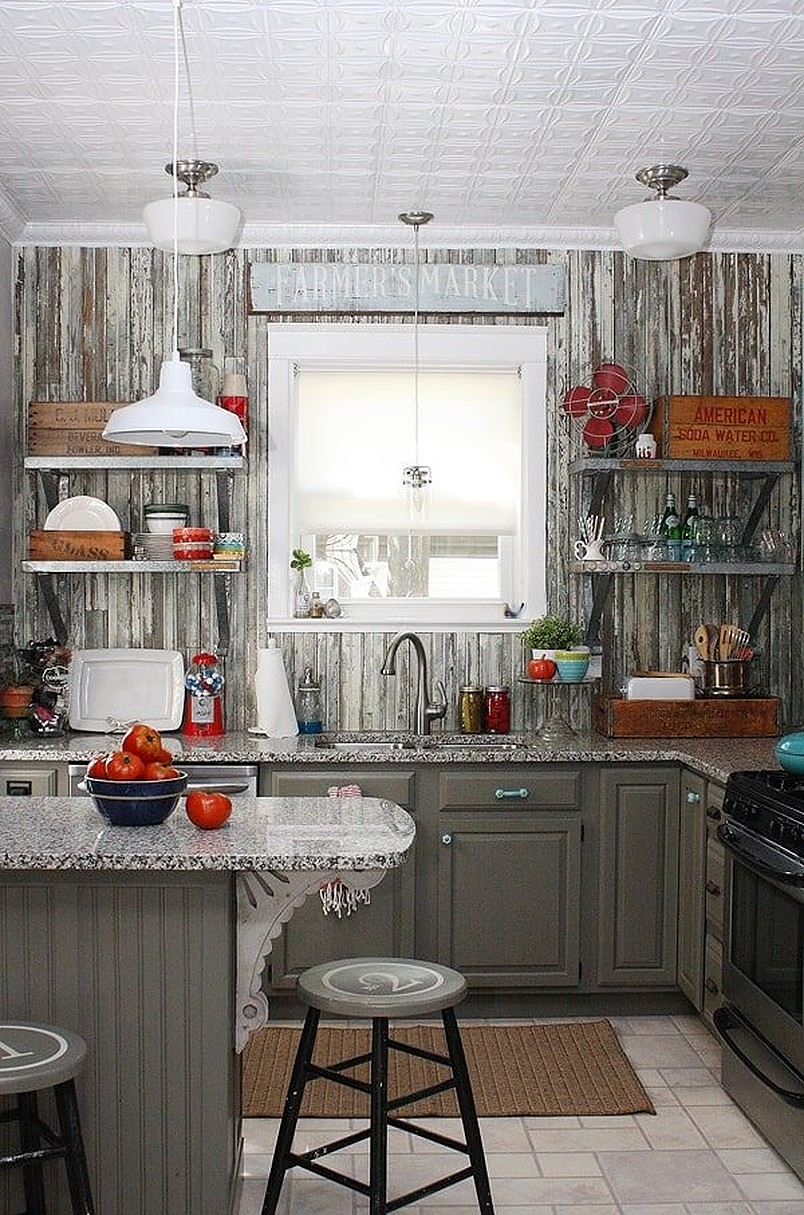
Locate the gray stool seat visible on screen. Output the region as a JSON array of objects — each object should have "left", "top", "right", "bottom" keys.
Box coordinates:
[
  {"left": 261, "top": 957, "right": 494, "bottom": 1215},
  {"left": 0, "top": 1021, "right": 95, "bottom": 1214},
  {"left": 299, "top": 957, "right": 468, "bottom": 1018}
]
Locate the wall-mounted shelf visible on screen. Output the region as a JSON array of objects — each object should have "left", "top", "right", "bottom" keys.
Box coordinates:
[
  {"left": 571, "top": 456, "right": 798, "bottom": 649},
  {"left": 22, "top": 560, "right": 241, "bottom": 573},
  {"left": 23, "top": 455, "right": 246, "bottom": 649},
  {"left": 24, "top": 455, "right": 245, "bottom": 471}
]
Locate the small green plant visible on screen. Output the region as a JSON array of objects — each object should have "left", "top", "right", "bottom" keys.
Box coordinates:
[
  {"left": 290, "top": 548, "right": 312, "bottom": 571},
  {"left": 522, "top": 613, "right": 583, "bottom": 651}
]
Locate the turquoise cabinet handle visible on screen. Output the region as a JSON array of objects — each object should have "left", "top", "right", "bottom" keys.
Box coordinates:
[{"left": 494, "top": 787, "right": 530, "bottom": 800}]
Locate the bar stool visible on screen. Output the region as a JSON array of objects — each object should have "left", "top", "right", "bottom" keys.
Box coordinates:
[
  {"left": 261, "top": 957, "right": 494, "bottom": 1215},
  {"left": 0, "top": 1021, "right": 95, "bottom": 1214}
]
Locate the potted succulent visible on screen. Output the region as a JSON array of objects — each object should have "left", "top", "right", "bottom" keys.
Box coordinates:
[{"left": 522, "top": 614, "right": 585, "bottom": 681}]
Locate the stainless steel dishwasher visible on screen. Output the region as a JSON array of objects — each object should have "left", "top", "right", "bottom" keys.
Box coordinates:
[{"left": 68, "top": 762, "right": 258, "bottom": 797}]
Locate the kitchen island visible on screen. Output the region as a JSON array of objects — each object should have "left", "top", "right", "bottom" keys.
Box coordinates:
[{"left": 0, "top": 793, "right": 414, "bottom": 1215}]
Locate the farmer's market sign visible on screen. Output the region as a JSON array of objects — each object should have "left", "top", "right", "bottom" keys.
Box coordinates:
[{"left": 249, "top": 261, "right": 565, "bottom": 315}]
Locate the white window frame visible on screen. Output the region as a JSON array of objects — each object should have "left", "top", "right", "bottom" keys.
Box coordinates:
[{"left": 266, "top": 323, "right": 547, "bottom": 629}]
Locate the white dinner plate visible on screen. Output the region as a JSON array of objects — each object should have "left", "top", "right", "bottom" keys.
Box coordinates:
[
  {"left": 69, "top": 649, "right": 185, "bottom": 731},
  {"left": 44, "top": 495, "right": 121, "bottom": 532}
]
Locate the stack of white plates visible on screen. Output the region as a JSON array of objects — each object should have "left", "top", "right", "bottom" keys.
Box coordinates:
[{"left": 139, "top": 533, "right": 175, "bottom": 561}]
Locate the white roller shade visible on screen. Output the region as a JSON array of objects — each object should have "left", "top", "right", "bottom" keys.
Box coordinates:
[{"left": 296, "top": 369, "right": 520, "bottom": 533}]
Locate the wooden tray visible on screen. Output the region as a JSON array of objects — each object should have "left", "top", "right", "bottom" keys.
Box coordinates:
[
  {"left": 594, "top": 694, "right": 778, "bottom": 738},
  {"left": 29, "top": 530, "right": 128, "bottom": 561}
]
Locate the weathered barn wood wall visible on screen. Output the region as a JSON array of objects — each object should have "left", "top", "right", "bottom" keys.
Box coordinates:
[{"left": 12, "top": 246, "right": 803, "bottom": 733}]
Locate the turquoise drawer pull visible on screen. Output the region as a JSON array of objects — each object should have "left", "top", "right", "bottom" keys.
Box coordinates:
[{"left": 494, "top": 787, "right": 530, "bottom": 800}]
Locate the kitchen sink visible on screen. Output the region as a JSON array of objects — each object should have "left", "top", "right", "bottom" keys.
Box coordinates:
[
  {"left": 312, "top": 738, "right": 415, "bottom": 753},
  {"left": 311, "top": 735, "right": 525, "bottom": 754}
]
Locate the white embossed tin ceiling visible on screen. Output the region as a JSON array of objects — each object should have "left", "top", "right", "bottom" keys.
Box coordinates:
[{"left": 1, "top": 0, "right": 804, "bottom": 251}]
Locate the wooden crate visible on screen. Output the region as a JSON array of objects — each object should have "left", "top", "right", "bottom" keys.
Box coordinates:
[
  {"left": 594, "top": 694, "right": 778, "bottom": 738},
  {"left": 29, "top": 530, "right": 128, "bottom": 561},
  {"left": 652, "top": 395, "right": 791, "bottom": 461},
  {"left": 27, "top": 402, "right": 158, "bottom": 457}
]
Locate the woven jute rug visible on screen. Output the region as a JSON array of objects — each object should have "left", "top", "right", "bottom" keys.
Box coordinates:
[{"left": 242, "top": 1020, "right": 655, "bottom": 1118}]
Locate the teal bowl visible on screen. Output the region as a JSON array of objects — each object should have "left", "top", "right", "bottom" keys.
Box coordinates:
[
  {"left": 775, "top": 733, "right": 804, "bottom": 776},
  {"left": 555, "top": 658, "right": 590, "bottom": 684}
]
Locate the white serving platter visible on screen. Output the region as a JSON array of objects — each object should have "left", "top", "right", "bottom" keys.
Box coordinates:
[
  {"left": 69, "top": 649, "right": 185, "bottom": 732},
  {"left": 44, "top": 495, "right": 121, "bottom": 531}
]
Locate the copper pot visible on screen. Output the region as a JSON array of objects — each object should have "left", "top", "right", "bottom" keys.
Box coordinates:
[{"left": 701, "top": 659, "right": 747, "bottom": 697}]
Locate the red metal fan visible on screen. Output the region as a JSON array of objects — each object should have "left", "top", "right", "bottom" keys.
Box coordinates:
[{"left": 562, "top": 362, "right": 651, "bottom": 455}]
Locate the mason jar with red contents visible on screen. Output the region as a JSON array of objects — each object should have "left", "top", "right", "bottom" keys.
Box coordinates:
[{"left": 483, "top": 685, "right": 511, "bottom": 734}]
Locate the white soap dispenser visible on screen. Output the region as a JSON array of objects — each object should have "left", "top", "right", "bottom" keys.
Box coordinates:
[{"left": 254, "top": 638, "right": 299, "bottom": 738}]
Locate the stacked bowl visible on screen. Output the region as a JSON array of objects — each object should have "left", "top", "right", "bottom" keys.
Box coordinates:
[
  {"left": 173, "top": 527, "right": 213, "bottom": 561},
  {"left": 554, "top": 650, "right": 591, "bottom": 683}
]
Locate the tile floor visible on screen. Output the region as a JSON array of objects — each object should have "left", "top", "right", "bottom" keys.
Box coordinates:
[{"left": 238, "top": 1014, "right": 804, "bottom": 1214}]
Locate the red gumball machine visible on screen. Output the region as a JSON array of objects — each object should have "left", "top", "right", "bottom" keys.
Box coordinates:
[{"left": 182, "top": 651, "right": 225, "bottom": 737}]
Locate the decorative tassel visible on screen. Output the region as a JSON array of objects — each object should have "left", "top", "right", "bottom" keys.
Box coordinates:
[{"left": 320, "top": 784, "right": 371, "bottom": 917}]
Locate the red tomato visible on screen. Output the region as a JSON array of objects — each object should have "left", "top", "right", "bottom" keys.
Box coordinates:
[
  {"left": 186, "top": 791, "right": 232, "bottom": 830},
  {"left": 142, "top": 761, "right": 179, "bottom": 781},
  {"left": 155, "top": 746, "right": 174, "bottom": 764},
  {"left": 105, "top": 750, "right": 146, "bottom": 781},
  {"left": 121, "top": 723, "right": 163, "bottom": 763},
  {"left": 528, "top": 657, "right": 557, "bottom": 681},
  {"left": 86, "top": 753, "right": 109, "bottom": 778}
]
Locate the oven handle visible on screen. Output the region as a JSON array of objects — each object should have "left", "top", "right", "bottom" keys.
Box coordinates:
[
  {"left": 717, "top": 821, "right": 804, "bottom": 887},
  {"left": 713, "top": 1006, "right": 804, "bottom": 1108}
]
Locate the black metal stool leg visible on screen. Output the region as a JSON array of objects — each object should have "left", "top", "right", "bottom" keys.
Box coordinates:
[
  {"left": 369, "top": 1018, "right": 389, "bottom": 1215},
  {"left": 441, "top": 1008, "right": 495, "bottom": 1213},
  {"left": 17, "top": 1090, "right": 47, "bottom": 1215},
  {"left": 53, "top": 1079, "right": 96, "bottom": 1215},
  {"left": 260, "top": 1007, "right": 321, "bottom": 1215}
]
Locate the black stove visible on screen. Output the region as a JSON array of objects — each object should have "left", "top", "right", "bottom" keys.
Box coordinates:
[{"left": 724, "top": 770, "right": 804, "bottom": 861}]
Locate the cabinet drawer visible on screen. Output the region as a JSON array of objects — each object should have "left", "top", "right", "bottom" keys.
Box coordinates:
[
  {"left": 705, "top": 837, "right": 725, "bottom": 941},
  {"left": 437, "top": 767, "right": 580, "bottom": 810},
  {"left": 270, "top": 769, "right": 415, "bottom": 806}
]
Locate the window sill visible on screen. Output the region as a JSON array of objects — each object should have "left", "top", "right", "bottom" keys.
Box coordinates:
[{"left": 265, "top": 616, "right": 531, "bottom": 634}]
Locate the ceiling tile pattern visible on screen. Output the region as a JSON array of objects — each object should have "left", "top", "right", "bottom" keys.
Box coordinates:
[{"left": 1, "top": 0, "right": 804, "bottom": 249}]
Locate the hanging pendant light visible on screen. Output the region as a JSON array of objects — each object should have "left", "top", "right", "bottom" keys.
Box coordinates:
[
  {"left": 614, "top": 165, "right": 712, "bottom": 261},
  {"left": 144, "top": 159, "right": 241, "bottom": 255},
  {"left": 399, "top": 210, "right": 433, "bottom": 519},
  {"left": 104, "top": 1, "right": 246, "bottom": 449}
]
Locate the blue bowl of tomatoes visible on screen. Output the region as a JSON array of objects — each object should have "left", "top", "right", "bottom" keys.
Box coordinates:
[{"left": 84, "top": 772, "right": 188, "bottom": 826}]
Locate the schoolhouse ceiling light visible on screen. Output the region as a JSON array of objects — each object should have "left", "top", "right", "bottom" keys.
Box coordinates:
[{"left": 614, "top": 165, "right": 712, "bottom": 261}]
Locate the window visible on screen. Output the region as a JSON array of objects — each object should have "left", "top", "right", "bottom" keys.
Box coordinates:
[{"left": 266, "top": 324, "right": 547, "bottom": 626}]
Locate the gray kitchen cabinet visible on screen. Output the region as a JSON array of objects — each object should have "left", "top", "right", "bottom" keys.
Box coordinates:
[
  {"left": 701, "top": 779, "right": 726, "bottom": 1029},
  {"left": 677, "top": 768, "right": 707, "bottom": 1008},
  {"left": 596, "top": 766, "right": 680, "bottom": 987},
  {"left": 262, "top": 767, "right": 417, "bottom": 988},
  {"left": 0, "top": 761, "right": 67, "bottom": 796},
  {"left": 435, "top": 767, "right": 583, "bottom": 987}
]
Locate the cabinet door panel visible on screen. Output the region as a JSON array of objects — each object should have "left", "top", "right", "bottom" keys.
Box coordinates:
[
  {"left": 597, "top": 767, "right": 679, "bottom": 987},
  {"left": 678, "top": 770, "right": 706, "bottom": 1008},
  {"left": 437, "top": 812, "right": 581, "bottom": 987}
]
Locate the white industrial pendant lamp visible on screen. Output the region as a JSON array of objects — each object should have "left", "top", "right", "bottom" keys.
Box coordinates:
[
  {"left": 144, "top": 159, "right": 240, "bottom": 255},
  {"left": 104, "top": 2, "right": 246, "bottom": 449},
  {"left": 615, "top": 165, "right": 712, "bottom": 261},
  {"left": 399, "top": 210, "right": 433, "bottom": 519}
]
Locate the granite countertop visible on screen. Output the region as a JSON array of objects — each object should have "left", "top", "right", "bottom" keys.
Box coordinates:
[
  {"left": 0, "top": 795, "right": 415, "bottom": 872},
  {"left": 0, "top": 730, "right": 781, "bottom": 785}
]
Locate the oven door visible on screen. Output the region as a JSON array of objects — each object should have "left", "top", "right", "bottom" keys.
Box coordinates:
[{"left": 717, "top": 819, "right": 804, "bottom": 1079}]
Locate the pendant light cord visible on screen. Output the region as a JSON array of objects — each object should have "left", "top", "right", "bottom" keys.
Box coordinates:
[
  {"left": 412, "top": 220, "right": 420, "bottom": 465},
  {"left": 171, "top": 0, "right": 181, "bottom": 358}
]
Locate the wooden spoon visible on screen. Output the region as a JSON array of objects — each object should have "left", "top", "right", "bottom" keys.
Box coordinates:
[
  {"left": 693, "top": 624, "right": 711, "bottom": 662},
  {"left": 719, "top": 623, "right": 739, "bottom": 660}
]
